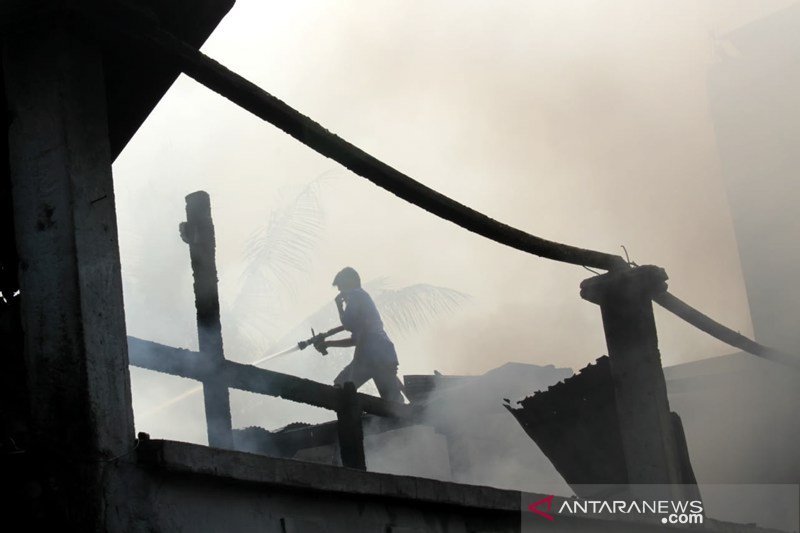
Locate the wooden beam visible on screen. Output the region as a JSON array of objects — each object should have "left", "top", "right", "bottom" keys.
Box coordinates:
[
  {"left": 127, "top": 336, "right": 211, "bottom": 378},
  {"left": 653, "top": 291, "right": 799, "bottom": 370},
  {"left": 336, "top": 382, "right": 366, "bottom": 470},
  {"left": 85, "top": 5, "right": 626, "bottom": 272},
  {"left": 127, "top": 337, "right": 415, "bottom": 418}
]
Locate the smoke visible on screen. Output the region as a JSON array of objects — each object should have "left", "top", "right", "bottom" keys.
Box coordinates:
[
  {"left": 115, "top": 0, "right": 794, "bottom": 374},
  {"left": 113, "top": 0, "right": 798, "bottom": 506}
]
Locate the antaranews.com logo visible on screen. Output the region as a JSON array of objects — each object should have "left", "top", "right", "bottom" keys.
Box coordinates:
[
  {"left": 521, "top": 484, "right": 799, "bottom": 532},
  {"left": 527, "top": 494, "right": 704, "bottom": 525}
]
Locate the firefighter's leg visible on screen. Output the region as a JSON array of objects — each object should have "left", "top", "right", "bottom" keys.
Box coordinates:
[
  {"left": 334, "top": 359, "right": 371, "bottom": 390},
  {"left": 373, "top": 364, "right": 405, "bottom": 404}
]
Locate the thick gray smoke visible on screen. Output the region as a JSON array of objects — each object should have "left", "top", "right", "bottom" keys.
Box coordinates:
[{"left": 113, "top": 2, "right": 798, "bottom": 527}]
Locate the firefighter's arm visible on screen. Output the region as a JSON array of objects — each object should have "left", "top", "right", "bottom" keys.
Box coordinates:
[{"left": 322, "top": 336, "right": 356, "bottom": 348}]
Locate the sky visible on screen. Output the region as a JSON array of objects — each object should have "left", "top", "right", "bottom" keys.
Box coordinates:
[{"left": 112, "top": 0, "right": 797, "bottom": 440}]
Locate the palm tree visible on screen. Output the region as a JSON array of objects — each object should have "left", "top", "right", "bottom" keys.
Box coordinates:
[
  {"left": 138, "top": 174, "right": 469, "bottom": 425},
  {"left": 224, "top": 176, "right": 329, "bottom": 358}
]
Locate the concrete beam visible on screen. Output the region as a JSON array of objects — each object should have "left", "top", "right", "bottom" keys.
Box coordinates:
[
  {"left": 132, "top": 440, "right": 747, "bottom": 532},
  {"left": 3, "top": 27, "right": 134, "bottom": 527},
  {"left": 580, "top": 266, "right": 686, "bottom": 491}
]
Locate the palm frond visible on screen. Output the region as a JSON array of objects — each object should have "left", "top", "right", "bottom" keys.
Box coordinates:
[
  {"left": 372, "top": 284, "right": 471, "bottom": 337},
  {"left": 226, "top": 177, "right": 331, "bottom": 353},
  {"left": 239, "top": 180, "right": 325, "bottom": 297}
]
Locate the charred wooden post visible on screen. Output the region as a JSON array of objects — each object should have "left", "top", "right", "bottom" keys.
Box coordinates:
[
  {"left": 180, "top": 191, "right": 233, "bottom": 449},
  {"left": 580, "top": 266, "right": 694, "bottom": 497},
  {"left": 336, "top": 382, "right": 366, "bottom": 470}
]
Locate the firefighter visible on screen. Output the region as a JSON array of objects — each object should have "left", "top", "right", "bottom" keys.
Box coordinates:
[{"left": 316, "top": 267, "right": 405, "bottom": 403}]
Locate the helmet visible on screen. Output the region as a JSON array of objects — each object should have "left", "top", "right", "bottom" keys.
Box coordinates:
[{"left": 332, "top": 267, "right": 361, "bottom": 289}]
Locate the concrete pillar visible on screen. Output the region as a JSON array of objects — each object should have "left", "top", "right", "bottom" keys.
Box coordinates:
[
  {"left": 580, "top": 266, "right": 684, "bottom": 487},
  {"left": 180, "top": 191, "right": 233, "bottom": 449},
  {"left": 3, "top": 28, "right": 135, "bottom": 527}
]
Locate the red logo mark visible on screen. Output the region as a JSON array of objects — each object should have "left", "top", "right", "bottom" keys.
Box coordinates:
[{"left": 528, "top": 495, "right": 555, "bottom": 521}]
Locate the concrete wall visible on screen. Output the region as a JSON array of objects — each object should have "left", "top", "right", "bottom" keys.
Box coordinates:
[
  {"left": 112, "top": 439, "right": 730, "bottom": 533},
  {"left": 665, "top": 353, "right": 799, "bottom": 485},
  {"left": 709, "top": 3, "right": 800, "bottom": 355}
]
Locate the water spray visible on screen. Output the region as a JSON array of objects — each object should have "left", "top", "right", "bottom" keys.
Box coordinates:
[{"left": 255, "top": 344, "right": 301, "bottom": 365}]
